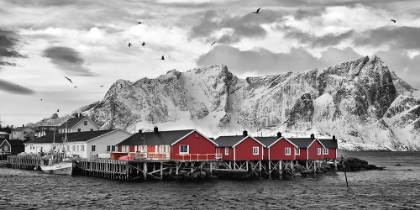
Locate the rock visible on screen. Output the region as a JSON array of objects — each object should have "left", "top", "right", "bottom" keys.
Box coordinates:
[{"left": 339, "top": 156, "right": 386, "bottom": 171}]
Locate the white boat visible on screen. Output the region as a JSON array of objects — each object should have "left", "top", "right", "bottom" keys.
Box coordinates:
[{"left": 40, "top": 161, "right": 73, "bottom": 175}]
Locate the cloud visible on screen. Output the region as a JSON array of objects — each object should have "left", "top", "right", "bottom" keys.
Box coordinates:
[
  {"left": 0, "top": 78, "right": 34, "bottom": 95},
  {"left": 0, "top": 29, "right": 25, "bottom": 68},
  {"left": 354, "top": 26, "right": 420, "bottom": 50},
  {"left": 197, "top": 45, "right": 364, "bottom": 76},
  {"left": 283, "top": 27, "right": 354, "bottom": 47},
  {"left": 188, "top": 9, "right": 286, "bottom": 44},
  {"left": 43, "top": 46, "right": 95, "bottom": 76}
]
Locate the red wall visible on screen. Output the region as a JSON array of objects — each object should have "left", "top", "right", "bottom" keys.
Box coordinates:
[
  {"left": 295, "top": 148, "right": 307, "bottom": 160},
  {"left": 234, "top": 137, "right": 263, "bottom": 161},
  {"left": 268, "top": 138, "right": 296, "bottom": 160},
  {"left": 171, "top": 131, "right": 216, "bottom": 161},
  {"left": 218, "top": 147, "right": 233, "bottom": 160},
  {"left": 307, "top": 140, "right": 324, "bottom": 160},
  {"left": 323, "top": 148, "right": 337, "bottom": 159}
]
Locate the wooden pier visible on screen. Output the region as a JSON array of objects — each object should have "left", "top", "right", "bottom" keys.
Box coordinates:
[{"left": 5, "top": 155, "right": 42, "bottom": 170}]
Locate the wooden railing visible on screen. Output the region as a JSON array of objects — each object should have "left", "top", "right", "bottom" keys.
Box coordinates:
[
  {"left": 175, "top": 153, "right": 223, "bottom": 161},
  {"left": 129, "top": 152, "right": 170, "bottom": 160}
]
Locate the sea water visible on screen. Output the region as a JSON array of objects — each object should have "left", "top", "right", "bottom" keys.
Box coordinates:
[{"left": 1, "top": 151, "right": 419, "bottom": 210}]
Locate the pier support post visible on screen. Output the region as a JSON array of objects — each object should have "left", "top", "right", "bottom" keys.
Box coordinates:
[
  {"left": 279, "top": 161, "right": 283, "bottom": 179},
  {"left": 160, "top": 162, "right": 163, "bottom": 180},
  {"left": 333, "top": 159, "right": 337, "bottom": 172},
  {"left": 143, "top": 162, "right": 147, "bottom": 180}
]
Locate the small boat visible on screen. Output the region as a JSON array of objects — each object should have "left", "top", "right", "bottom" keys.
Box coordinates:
[{"left": 40, "top": 161, "right": 73, "bottom": 175}]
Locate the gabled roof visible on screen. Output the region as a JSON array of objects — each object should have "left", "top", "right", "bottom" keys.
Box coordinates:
[
  {"left": 289, "top": 138, "right": 325, "bottom": 148},
  {"left": 57, "top": 116, "right": 95, "bottom": 129},
  {"left": 2, "top": 139, "right": 25, "bottom": 146},
  {"left": 319, "top": 139, "right": 338, "bottom": 148},
  {"left": 12, "top": 127, "right": 33, "bottom": 132},
  {"left": 25, "top": 130, "right": 115, "bottom": 144},
  {"left": 214, "top": 136, "right": 246, "bottom": 147},
  {"left": 117, "top": 129, "right": 195, "bottom": 146},
  {"left": 256, "top": 137, "right": 298, "bottom": 148}
]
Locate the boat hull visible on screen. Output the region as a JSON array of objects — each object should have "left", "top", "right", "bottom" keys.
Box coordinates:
[{"left": 40, "top": 162, "right": 73, "bottom": 175}]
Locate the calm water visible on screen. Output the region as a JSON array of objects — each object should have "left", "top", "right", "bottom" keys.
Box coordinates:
[{"left": 1, "top": 151, "right": 420, "bottom": 210}]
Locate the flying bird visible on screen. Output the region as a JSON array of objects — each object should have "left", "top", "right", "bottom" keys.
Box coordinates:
[
  {"left": 161, "top": 55, "right": 165, "bottom": 60},
  {"left": 40, "top": 99, "right": 42, "bottom": 101},
  {"left": 138, "top": 22, "right": 142, "bottom": 24},
  {"left": 391, "top": 19, "right": 396, "bottom": 23},
  {"left": 142, "top": 42, "right": 146, "bottom": 46},
  {"left": 100, "top": 85, "right": 104, "bottom": 87},
  {"left": 57, "top": 109, "right": 60, "bottom": 112},
  {"left": 65, "top": 76, "right": 72, "bottom": 83},
  {"left": 253, "top": 7, "right": 261, "bottom": 14},
  {"left": 128, "top": 43, "right": 132, "bottom": 47},
  {"left": 211, "top": 41, "right": 217, "bottom": 46},
  {"left": 74, "top": 86, "right": 77, "bottom": 88}
]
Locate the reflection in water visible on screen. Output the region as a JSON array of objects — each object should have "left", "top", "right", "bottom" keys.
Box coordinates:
[{"left": 1, "top": 151, "right": 420, "bottom": 209}]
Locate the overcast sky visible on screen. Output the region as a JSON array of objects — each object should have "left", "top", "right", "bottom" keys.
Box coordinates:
[{"left": 1, "top": 0, "right": 420, "bottom": 127}]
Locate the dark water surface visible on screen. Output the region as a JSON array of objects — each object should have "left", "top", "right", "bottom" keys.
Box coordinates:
[{"left": 1, "top": 151, "right": 420, "bottom": 210}]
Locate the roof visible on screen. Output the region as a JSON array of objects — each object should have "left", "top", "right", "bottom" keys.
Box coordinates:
[
  {"left": 2, "top": 139, "right": 25, "bottom": 146},
  {"left": 117, "top": 129, "right": 195, "bottom": 146},
  {"left": 25, "top": 130, "right": 115, "bottom": 144},
  {"left": 287, "top": 138, "right": 315, "bottom": 148},
  {"left": 57, "top": 116, "right": 88, "bottom": 129},
  {"left": 319, "top": 139, "right": 338, "bottom": 148},
  {"left": 255, "top": 137, "right": 279, "bottom": 147},
  {"left": 214, "top": 136, "right": 246, "bottom": 147},
  {"left": 12, "top": 127, "right": 33, "bottom": 132}
]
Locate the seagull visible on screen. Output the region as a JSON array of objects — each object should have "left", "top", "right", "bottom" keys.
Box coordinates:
[
  {"left": 74, "top": 86, "right": 77, "bottom": 88},
  {"left": 57, "top": 109, "right": 60, "bottom": 112},
  {"left": 253, "top": 7, "right": 261, "bottom": 14},
  {"left": 100, "top": 85, "right": 104, "bottom": 87},
  {"left": 65, "top": 76, "right": 72, "bottom": 83},
  {"left": 142, "top": 42, "right": 146, "bottom": 46},
  {"left": 211, "top": 41, "right": 217, "bottom": 46},
  {"left": 138, "top": 22, "right": 142, "bottom": 24},
  {"left": 391, "top": 19, "right": 396, "bottom": 23},
  {"left": 128, "top": 43, "right": 132, "bottom": 47},
  {"left": 161, "top": 55, "right": 165, "bottom": 60},
  {"left": 40, "top": 99, "right": 43, "bottom": 101}
]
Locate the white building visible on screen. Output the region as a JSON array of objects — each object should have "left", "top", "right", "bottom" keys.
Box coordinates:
[
  {"left": 11, "top": 127, "right": 35, "bottom": 140},
  {"left": 57, "top": 114, "right": 99, "bottom": 133},
  {"left": 24, "top": 129, "right": 132, "bottom": 158}
]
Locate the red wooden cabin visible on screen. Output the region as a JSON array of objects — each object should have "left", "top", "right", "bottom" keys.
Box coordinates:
[
  {"left": 214, "top": 130, "right": 265, "bottom": 161},
  {"left": 288, "top": 134, "right": 326, "bottom": 160},
  {"left": 257, "top": 132, "right": 298, "bottom": 161},
  {"left": 319, "top": 136, "right": 338, "bottom": 160},
  {"left": 114, "top": 127, "right": 219, "bottom": 161}
]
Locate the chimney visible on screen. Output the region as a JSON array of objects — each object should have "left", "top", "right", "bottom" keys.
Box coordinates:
[
  {"left": 243, "top": 130, "right": 248, "bottom": 137},
  {"left": 154, "top": 126, "right": 158, "bottom": 133},
  {"left": 138, "top": 129, "right": 142, "bottom": 134},
  {"left": 22, "top": 124, "right": 25, "bottom": 128},
  {"left": 310, "top": 133, "right": 315, "bottom": 140},
  {"left": 333, "top": 135, "right": 336, "bottom": 140},
  {"left": 277, "top": 132, "right": 282, "bottom": 138}
]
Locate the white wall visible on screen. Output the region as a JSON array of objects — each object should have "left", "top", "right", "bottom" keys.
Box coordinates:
[
  {"left": 59, "top": 117, "right": 99, "bottom": 133},
  {"left": 86, "top": 129, "right": 132, "bottom": 158}
]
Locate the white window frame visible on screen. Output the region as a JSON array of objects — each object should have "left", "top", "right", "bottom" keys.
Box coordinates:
[
  {"left": 225, "top": 147, "right": 229, "bottom": 155},
  {"left": 295, "top": 148, "right": 300, "bottom": 155},
  {"left": 323, "top": 148, "right": 328, "bottom": 154},
  {"left": 317, "top": 148, "right": 321, "bottom": 155},
  {"left": 81, "top": 145, "right": 85, "bottom": 152},
  {"left": 4, "top": 145, "right": 9, "bottom": 151},
  {"left": 160, "top": 145, "right": 165, "bottom": 153},
  {"left": 252, "top": 146, "right": 259, "bottom": 155},
  {"left": 285, "top": 147, "right": 291, "bottom": 155},
  {"left": 92, "top": 145, "right": 96, "bottom": 152},
  {"left": 179, "top": 145, "right": 189, "bottom": 154}
]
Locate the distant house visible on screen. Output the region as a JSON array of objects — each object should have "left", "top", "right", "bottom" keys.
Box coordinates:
[
  {"left": 0, "top": 127, "right": 11, "bottom": 141},
  {"left": 34, "top": 126, "right": 58, "bottom": 138},
  {"left": 115, "top": 127, "right": 219, "bottom": 161},
  {"left": 214, "top": 130, "right": 265, "bottom": 161},
  {"left": 256, "top": 132, "right": 299, "bottom": 161},
  {"left": 319, "top": 136, "right": 338, "bottom": 160},
  {"left": 57, "top": 114, "right": 99, "bottom": 133},
  {"left": 24, "top": 129, "right": 132, "bottom": 158},
  {"left": 0, "top": 139, "right": 25, "bottom": 156},
  {"left": 11, "top": 126, "right": 35, "bottom": 140},
  {"left": 288, "top": 134, "right": 326, "bottom": 161}
]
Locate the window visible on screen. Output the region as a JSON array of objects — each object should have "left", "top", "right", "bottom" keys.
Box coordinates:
[
  {"left": 107, "top": 146, "right": 110, "bottom": 152},
  {"left": 225, "top": 147, "right": 229, "bottom": 155},
  {"left": 84, "top": 121, "right": 87, "bottom": 125},
  {"left": 323, "top": 148, "right": 328, "bottom": 154},
  {"left": 90, "top": 129, "right": 93, "bottom": 131},
  {"left": 295, "top": 148, "right": 300, "bottom": 155},
  {"left": 285, "top": 147, "right": 291, "bottom": 155},
  {"left": 111, "top": 146, "right": 115, "bottom": 152},
  {"left": 317, "top": 148, "right": 321, "bottom": 155},
  {"left": 253, "top": 147, "right": 259, "bottom": 155},
  {"left": 81, "top": 145, "right": 85, "bottom": 152},
  {"left": 4, "top": 145, "right": 9, "bottom": 151},
  {"left": 139, "top": 145, "right": 146, "bottom": 152},
  {"left": 77, "top": 128, "right": 81, "bottom": 132},
  {"left": 179, "top": 145, "right": 189, "bottom": 154},
  {"left": 72, "top": 145, "right": 75, "bottom": 151},
  {"left": 92, "top": 145, "right": 96, "bottom": 152},
  {"left": 77, "top": 145, "right": 79, "bottom": 152},
  {"left": 160, "top": 145, "right": 165, "bottom": 153}
]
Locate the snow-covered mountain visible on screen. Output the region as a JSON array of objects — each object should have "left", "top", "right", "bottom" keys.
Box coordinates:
[{"left": 34, "top": 55, "right": 420, "bottom": 151}]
